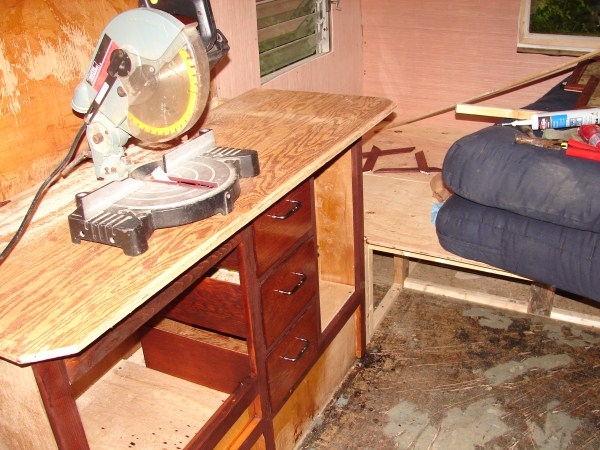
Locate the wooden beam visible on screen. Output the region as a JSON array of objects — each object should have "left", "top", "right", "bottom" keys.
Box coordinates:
[{"left": 455, "top": 104, "right": 540, "bottom": 120}]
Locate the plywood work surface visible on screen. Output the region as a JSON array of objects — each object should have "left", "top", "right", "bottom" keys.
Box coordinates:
[
  {"left": 0, "top": 89, "right": 395, "bottom": 364},
  {"left": 362, "top": 122, "right": 516, "bottom": 277},
  {"left": 363, "top": 173, "right": 509, "bottom": 276},
  {"left": 364, "top": 173, "right": 445, "bottom": 257}
]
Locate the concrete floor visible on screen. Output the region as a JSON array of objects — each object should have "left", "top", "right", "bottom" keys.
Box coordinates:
[{"left": 299, "top": 255, "right": 600, "bottom": 450}]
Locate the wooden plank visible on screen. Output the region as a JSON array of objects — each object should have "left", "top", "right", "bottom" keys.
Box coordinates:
[
  {"left": 364, "top": 174, "right": 464, "bottom": 263},
  {"left": 32, "top": 360, "right": 89, "bottom": 449},
  {"left": 0, "top": 89, "right": 394, "bottom": 365},
  {"left": 372, "top": 283, "right": 403, "bottom": 334},
  {"left": 315, "top": 148, "right": 355, "bottom": 286},
  {"left": 455, "top": 104, "right": 539, "bottom": 119},
  {"left": 142, "top": 319, "right": 251, "bottom": 393},
  {"left": 403, "top": 277, "right": 530, "bottom": 313},
  {"left": 528, "top": 282, "right": 555, "bottom": 316},
  {"left": 76, "top": 360, "right": 228, "bottom": 449}
]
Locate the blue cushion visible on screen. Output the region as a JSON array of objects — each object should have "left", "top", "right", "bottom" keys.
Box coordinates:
[
  {"left": 436, "top": 194, "right": 600, "bottom": 302},
  {"left": 442, "top": 125, "right": 600, "bottom": 233}
]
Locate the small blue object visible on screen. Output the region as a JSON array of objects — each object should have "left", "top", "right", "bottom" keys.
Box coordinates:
[{"left": 431, "top": 202, "right": 443, "bottom": 224}]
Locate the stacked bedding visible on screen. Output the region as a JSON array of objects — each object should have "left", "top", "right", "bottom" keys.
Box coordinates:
[{"left": 435, "top": 83, "right": 600, "bottom": 302}]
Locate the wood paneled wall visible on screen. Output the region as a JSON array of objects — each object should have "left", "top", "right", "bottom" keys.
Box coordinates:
[
  {"left": 0, "top": 0, "right": 363, "bottom": 201},
  {"left": 0, "top": 0, "right": 135, "bottom": 202},
  {"left": 211, "top": 0, "right": 363, "bottom": 97},
  {"left": 2, "top": 0, "right": 579, "bottom": 200},
  {"left": 361, "top": 0, "right": 574, "bottom": 132}
]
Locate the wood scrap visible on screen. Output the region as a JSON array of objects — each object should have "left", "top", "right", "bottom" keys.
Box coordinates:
[{"left": 455, "top": 104, "right": 540, "bottom": 120}]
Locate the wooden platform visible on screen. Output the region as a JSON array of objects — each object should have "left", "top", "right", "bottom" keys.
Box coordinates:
[{"left": 362, "top": 124, "right": 600, "bottom": 340}]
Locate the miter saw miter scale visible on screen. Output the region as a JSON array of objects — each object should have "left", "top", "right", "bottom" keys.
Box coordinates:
[{"left": 68, "top": 1, "right": 259, "bottom": 256}]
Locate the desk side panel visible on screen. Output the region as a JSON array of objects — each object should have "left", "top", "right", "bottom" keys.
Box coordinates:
[{"left": 0, "top": 359, "right": 57, "bottom": 449}]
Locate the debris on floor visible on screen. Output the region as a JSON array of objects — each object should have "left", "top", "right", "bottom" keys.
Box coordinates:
[{"left": 300, "top": 291, "right": 600, "bottom": 450}]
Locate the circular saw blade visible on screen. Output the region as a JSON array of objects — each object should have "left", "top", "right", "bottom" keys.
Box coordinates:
[{"left": 126, "top": 25, "right": 210, "bottom": 143}]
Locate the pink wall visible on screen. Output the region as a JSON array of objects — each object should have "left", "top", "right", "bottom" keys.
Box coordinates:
[{"left": 361, "top": 0, "right": 575, "bottom": 132}]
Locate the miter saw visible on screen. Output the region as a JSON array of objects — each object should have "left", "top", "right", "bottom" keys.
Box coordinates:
[{"left": 67, "top": 1, "right": 260, "bottom": 256}]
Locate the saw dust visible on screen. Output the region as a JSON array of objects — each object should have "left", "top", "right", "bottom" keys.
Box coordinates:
[{"left": 300, "top": 290, "right": 600, "bottom": 450}]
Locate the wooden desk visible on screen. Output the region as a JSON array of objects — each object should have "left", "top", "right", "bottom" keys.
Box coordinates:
[{"left": 0, "top": 89, "right": 395, "bottom": 448}]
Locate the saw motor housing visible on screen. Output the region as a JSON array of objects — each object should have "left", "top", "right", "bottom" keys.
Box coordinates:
[{"left": 72, "top": 4, "right": 221, "bottom": 179}]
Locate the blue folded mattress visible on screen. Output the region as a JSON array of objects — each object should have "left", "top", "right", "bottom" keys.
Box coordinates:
[
  {"left": 435, "top": 81, "right": 600, "bottom": 302},
  {"left": 436, "top": 195, "right": 600, "bottom": 302},
  {"left": 442, "top": 125, "right": 600, "bottom": 233}
]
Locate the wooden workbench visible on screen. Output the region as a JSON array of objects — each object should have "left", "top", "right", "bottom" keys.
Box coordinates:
[{"left": 0, "top": 88, "right": 395, "bottom": 449}]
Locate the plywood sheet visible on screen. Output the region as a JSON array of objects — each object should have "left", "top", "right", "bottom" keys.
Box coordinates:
[{"left": 77, "top": 360, "right": 227, "bottom": 449}]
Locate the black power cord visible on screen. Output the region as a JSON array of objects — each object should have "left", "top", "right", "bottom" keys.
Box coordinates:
[{"left": 0, "top": 123, "right": 87, "bottom": 266}]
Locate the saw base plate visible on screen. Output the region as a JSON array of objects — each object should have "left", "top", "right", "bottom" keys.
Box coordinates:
[{"left": 68, "top": 130, "right": 259, "bottom": 256}]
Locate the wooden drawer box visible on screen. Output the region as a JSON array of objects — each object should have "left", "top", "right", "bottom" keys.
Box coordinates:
[
  {"left": 253, "top": 181, "right": 314, "bottom": 276},
  {"left": 266, "top": 300, "right": 320, "bottom": 412},
  {"left": 164, "top": 249, "right": 247, "bottom": 339},
  {"left": 164, "top": 276, "right": 246, "bottom": 338},
  {"left": 141, "top": 319, "right": 251, "bottom": 394},
  {"left": 261, "top": 238, "right": 319, "bottom": 348}
]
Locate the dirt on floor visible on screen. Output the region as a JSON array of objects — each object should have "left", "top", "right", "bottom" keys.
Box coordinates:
[{"left": 300, "top": 290, "right": 600, "bottom": 450}]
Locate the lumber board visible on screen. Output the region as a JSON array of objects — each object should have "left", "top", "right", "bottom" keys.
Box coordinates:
[
  {"left": 76, "top": 360, "right": 228, "bottom": 449},
  {"left": 455, "top": 104, "right": 540, "bottom": 119}
]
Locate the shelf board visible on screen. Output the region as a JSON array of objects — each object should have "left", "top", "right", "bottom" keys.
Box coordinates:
[
  {"left": 77, "top": 359, "right": 227, "bottom": 449},
  {"left": 319, "top": 280, "right": 355, "bottom": 330}
]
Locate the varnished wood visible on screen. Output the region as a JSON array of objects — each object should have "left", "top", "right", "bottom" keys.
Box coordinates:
[
  {"left": 253, "top": 181, "right": 314, "bottom": 277},
  {"left": 0, "top": 89, "right": 394, "bottom": 365},
  {"left": 142, "top": 319, "right": 251, "bottom": 393},
  {"left": 32, "top": 360, "right": 89, "bottom": 449},
  {"left": 260, "top": 238, "right": 318, "bottom": 349},
  {"left": 266, "top": 300, "right": 320, "bottom": 413},
  {"left": 63, "top": 235, "right": 242, "bottom": 388},
  {"left": 165, "top": 274, "right": 247, "bottom": 338}
]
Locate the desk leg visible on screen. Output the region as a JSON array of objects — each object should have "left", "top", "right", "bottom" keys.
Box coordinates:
[{"left": 33, "top": 360, "right": 89, "bottom": 449}]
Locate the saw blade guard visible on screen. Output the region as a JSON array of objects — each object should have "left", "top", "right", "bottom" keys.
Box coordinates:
[{"left": 72, "top": 8, "right": 210, "bottom": 144}]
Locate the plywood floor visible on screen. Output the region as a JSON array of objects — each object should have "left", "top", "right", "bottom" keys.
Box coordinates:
[{"left": 299, "top": 278, "right": 600, "bottom": 449}]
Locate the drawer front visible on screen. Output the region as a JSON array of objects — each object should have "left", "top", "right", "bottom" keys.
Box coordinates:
[
  {"left": 266, "top": 300, "right": 319, "bottom": 413},
  {"left": 261, "top": 238, "right": 318, "bottom": 348},
  {"left": 253, "top": 181, "right": 313, "bottom": 276}
]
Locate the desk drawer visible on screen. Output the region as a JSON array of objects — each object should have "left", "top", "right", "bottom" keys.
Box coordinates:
[
  {"left": 253, "top": 181, "right": 313, "bottom": 276},
  {"left": 261, "top": 238, "right": 318, "bottom": 348},
  {"left": 266, "top": 300, "right": 319, "bottom": 412}
]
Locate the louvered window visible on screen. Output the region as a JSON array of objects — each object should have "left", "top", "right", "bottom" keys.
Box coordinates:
[{"left": 257, "top": 0, "right": 331, "bottom": 79}]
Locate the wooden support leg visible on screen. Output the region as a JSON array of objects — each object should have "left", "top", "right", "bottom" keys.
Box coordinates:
[
  {"left": 32, "top": 359, "right": 90, "bottom": 449},
  {"left": 393, "top": 254, "right": 409, "bottom": 286},
  {"left": 527, "top": 282, "right": 555, "bottom": 316},
  {"left": 365, "top": 244, "right": 375, "bottom": 342}
]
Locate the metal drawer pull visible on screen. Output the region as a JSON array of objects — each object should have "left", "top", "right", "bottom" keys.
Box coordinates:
[
  {"left": 280, "top": 337, "right": 310, "bottom": 362},
  {"left": 268, "top": 199, "right": 301, "bottom": 220},
  {"left": 275, "top": 272, "right": 306, "bottom": 295}
]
